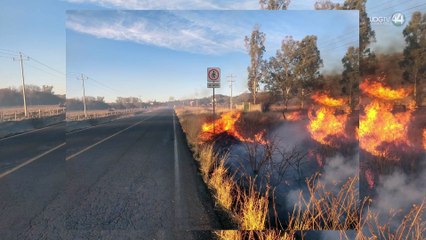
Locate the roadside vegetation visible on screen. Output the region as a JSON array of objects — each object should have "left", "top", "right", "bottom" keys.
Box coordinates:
[{"left": 176, "top": 107, "right": 425, "bottom": 239}]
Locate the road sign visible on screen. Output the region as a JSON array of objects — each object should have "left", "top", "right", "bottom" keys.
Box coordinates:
[
  {"left": 207, "top": 67, "right": 221, "bottom": 82},
  {"left": 207, "top": 67, "right": 220, "bottom": 89},
  {"left": 208, "top": 82, "right": 220, "bottom": 88}
]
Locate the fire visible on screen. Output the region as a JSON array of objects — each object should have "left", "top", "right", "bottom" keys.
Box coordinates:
[
  {"left": 307, "top": 93, "right": 348, "bottom": 147},
  {"left": 285, "top": 111, "right": 302, "bottom": 121},
  {"left": 360, "top": 77, "right": 411, "bottom": 101},
  {"left": 199, "top": 111, "right": 267, "bottom": 144},
  {"left": 358, "top": 78, "right": 414, "bottom": 159},
  {"left": 364, "top": 169, "right": 375, "bottom": 189},
  {"left": 308, "top": 107, "right": 348, "bottom": 146},
  {"left": 311, "top": 92, "right": 345, "bottom": 107},
  {"left": 423, "top": 130, "right": 426, "bottom": 150}
]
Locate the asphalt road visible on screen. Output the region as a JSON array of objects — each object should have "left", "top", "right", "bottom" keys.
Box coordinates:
[{"left": 0, "top": 108, "right": 222, "bottom": 239}]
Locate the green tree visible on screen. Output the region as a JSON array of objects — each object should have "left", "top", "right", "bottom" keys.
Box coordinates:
[
  {"left": 401, "top": 11, "right": 426, "bottom": 107},
  {"left": 259, "top": 0, "right": 291, "bottom": 10},
  {"left": 294, "top": 35, "right": 323, "bottom": 109},
  {"left": 262, "top": 36, "right": 299, "bottom": 109},
  {"left": 245, "top": 25, "right": 266, "bottom": 105},
  {"left": 341, "top": 0, "right": 376, "bottom": 75},
  {"left": 341, "top": 47, "right": 360, "bottom": 111},
  {"left": 314, "top": 0, "right": 376, "bottom": 75}
]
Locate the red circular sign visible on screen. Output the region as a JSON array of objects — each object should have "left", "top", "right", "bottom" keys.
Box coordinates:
[{"left": 208, "top": 68, "right": 220, "bottom": 81}]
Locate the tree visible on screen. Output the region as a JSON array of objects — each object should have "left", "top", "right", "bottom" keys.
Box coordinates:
[
  {"left": 263, "top": 36, "right": 299, "bottom": 109},
  {"left": 341, "top": 0, "right": 376, "bottom": 76},
  {"left": 400, "top": 11, "right": 426, "bottom": 107},
  {"left": 294, "top": 35, "right": 323, "bottom": 109},
  {"left": 314, "top": 0, "right": 339, "bottom": 10},
  {"left": 259, "top": 0, "right": 291, "bottom": 10},
  {"left": 96, "top": 96, "right": 105, "bottom": 103},
  {"left": 341, "top": 47, "right": 359, "bottom": 111},
  {"left": 314, "top": 0, "right": 376, "bottom": 75},
  {"left": 245, "top": 25, "right": 266, "bottom": 105},
  {"left": 42, "top": 85, "right": 54, "bottom": 94}
]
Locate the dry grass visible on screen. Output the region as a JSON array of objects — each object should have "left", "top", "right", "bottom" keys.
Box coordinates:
[
  {"left": 288, "top": 173, "right": 359, "bottom": 230},
  {"left": 214, "top": 230, "right": 296, "bottom": 240},
  {"left": 209, "top": 159, "right": 235, "bottom": 211},
  {"left": 357, "top": 198, "right": 425, "bottom": 240},
  {"left": 198, "top": 144, "right": 217, "bottom": 181},
  {"left": 175, "top": 107, "right": 425, "bottom": 240},
  {"left": 237, "top": 181, "right": 269, "bottom": 230}
]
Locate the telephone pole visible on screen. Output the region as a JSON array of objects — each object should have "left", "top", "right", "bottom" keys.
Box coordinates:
[
  {"left": 227, "top": 74, "right": 236, "bottom": 110},
  {"left": 78, "top": 74, "right": 88, "bottom": 118},
  {"left": 13, "top": 52, "right": 29, "bottom": 117}
]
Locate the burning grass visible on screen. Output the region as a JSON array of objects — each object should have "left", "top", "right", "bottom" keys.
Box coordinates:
[
  {"left": 284, "top": 111, "right": 303, "bottom": 121},
  {"left": 358, "top": 77, "right": 422, "bottom": 160},
  {"left": 199, "top": 111, "right": 273, "bottom": 145},
  {"left": 175, "top": 106, "right": 425, "bottom": 239},
  {"left": 307, "top": 93, "right": 352, "bottom": 148}
]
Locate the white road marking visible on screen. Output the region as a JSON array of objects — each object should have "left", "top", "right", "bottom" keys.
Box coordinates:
[
  {"left": 66, "top": 117, "right": 151, "bottom": 161},
  {"left": 67, "top": 113, "right": 147, "bottom": 135},
  {"left": 0, "top": 142, "right": 66, "bottom": 179},
  {"left": 0, "top": 123, "right": 62, "bottom": 142},
  {"left": 173, "top": 110, "right": 183, "bottom": 230}
]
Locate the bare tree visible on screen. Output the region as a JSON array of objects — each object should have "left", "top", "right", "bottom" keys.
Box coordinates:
[{"left": 245, "top": 25, "right": 266, "bottom": 105}]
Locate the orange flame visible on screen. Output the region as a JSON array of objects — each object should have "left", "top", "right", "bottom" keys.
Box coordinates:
[
  {"left": 358, "top": 78, "right": 414, "bottom": 159},
  {"left": 360, "top": 77, "right": 411, "bottom": 101},
  {"left": 285, "top": 111, "right": 302, "bottom": 121},
  {"left": 365, "top": 169, "right": 375, "bottom": 189},
  {"left": 307, "top": 93, "right": 349, "bottom": 147},
  {"left": 308, "top": 107, "right": 348, "bottom": 146},
  {"left": 423, "top": 130, "right": 426, "bottom": 150},
  {"left": 311, "top": 92, "right": 345, "bottom": 107},
  {"left": 199, "top": 111, "right": 267, "bottom": 144}
]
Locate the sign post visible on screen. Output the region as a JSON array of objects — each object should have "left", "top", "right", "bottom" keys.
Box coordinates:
[{"left": 207, "top": 67, "right": 221, "bottom": 134}]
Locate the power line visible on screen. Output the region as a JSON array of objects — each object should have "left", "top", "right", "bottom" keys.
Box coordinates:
[
  {"left": 27, "top": 56, "right": 65, "bottom": 76},
  {"left": 78, "top": 74, "right": 88, "bottom": 118},
  {"left": 12, "top": 52, "right": 29, "bottom": 117},
  {"left": 227, "top": 74, "right": 236, "bottom": 109},
  {"left": 26, "top": 61, "right": 64, "bottom": 79}
]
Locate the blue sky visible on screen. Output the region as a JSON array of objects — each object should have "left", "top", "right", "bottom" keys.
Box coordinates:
[
  {"left": 0, "top": 0, "right": 425, "bottom": 101},
  {"left": 66, "top": 10, "right": 358, "bottom": 102}
]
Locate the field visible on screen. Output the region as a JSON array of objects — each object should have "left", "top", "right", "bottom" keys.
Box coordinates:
[
  {"left": 175, "top": 103, "right": 425, "bottom": 239},
  {"left": 0, "top": 105, "right": 65, "bottom": 121}
]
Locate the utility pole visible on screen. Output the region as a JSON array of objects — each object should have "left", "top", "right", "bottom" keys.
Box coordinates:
[
  {"left": 78, "top": 74, "right": 88, "bottom": 118},
  {"left": 13, "top": 52, "right": 29, "bottom": 117},
  {"left": 227, "top": 74, "right": 236, "bottom": 110}
]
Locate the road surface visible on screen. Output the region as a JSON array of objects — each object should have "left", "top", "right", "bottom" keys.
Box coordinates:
[{"left": 0, "top": 108, "right": 222, "bottom": 239}]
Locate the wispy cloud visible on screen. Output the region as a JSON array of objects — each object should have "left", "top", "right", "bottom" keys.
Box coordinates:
[
  {"left": 65, "top": 0, "right": 259, "bottom": 10},
  {"left": 66, "top": 11, "right": 248, "bottom": 55}
]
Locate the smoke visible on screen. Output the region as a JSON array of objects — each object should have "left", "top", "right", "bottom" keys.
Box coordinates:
[
  {"left": 367, "top": 157, "right": 426, "bottom": 229},
  {"left": 321, "top": 153, "right": 359, "bottom": 190},
  {"left": 319, "top": 230, "right": 357, "bottom": 240},
  {"left": 271, "top": 121, "right": 310, "bottom": 149},
  {"left": 285, "top": 153, "right": 359, "bottom": 209}
]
